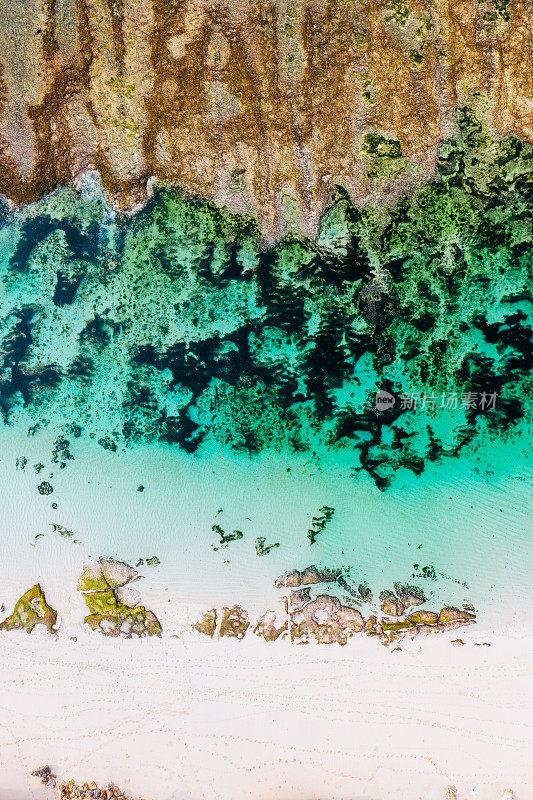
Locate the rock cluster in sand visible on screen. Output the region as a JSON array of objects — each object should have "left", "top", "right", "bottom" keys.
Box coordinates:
[
  {"left": 77, "top": 558, "right": 162, "bottom": 638},
  {"left": 194, "top": 566, "right": 477, "bottom": 646},
  {"left": 32, "top": 766, "right": 140, "bottom": 799},
  {"left": 0, "top": 584, "right": 58, "bottom": 634}
]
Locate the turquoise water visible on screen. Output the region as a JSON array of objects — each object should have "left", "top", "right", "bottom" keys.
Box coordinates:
[{"left": 0, "top": 108, "right": 531, "bottom": 620}]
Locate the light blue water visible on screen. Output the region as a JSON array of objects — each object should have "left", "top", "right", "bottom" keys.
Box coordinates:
[{"left": 0, "top": 111, "right": 531, "bottom": 627}]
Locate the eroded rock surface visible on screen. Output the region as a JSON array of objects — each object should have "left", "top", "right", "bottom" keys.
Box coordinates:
[
  {"left": 291, "top": 595, "right": 365, "bottom": 645},
  {"left": 219, "top": 605, "right": 249, "bottom": 639},
  {"left": 193, "top": 608, "right": 217, "bottom": 638},
  {"left": 0, "top": 584, "right": 58, "bottom": 634},
  {"left": 197, "top": 570, "right": 478, "bottom": 646},
  {"left": 0, "top": 0, "right": 531, "bottom": 239},
  {"left": 77, "top": 559, "right": 162, "bottom": 638}
]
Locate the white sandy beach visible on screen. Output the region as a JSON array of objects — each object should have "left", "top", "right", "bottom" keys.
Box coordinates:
[
  {"left": 0, "top": 619, "right": 531, "bottom": 800},
  {"left": 0, "top": 428, "right": 531, "bottom": 799}
]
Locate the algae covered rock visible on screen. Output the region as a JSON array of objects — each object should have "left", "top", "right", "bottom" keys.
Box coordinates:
[
  {"left": 438, "top": 607, "right": 476, "bottom": 629},
  {"left": 219, "top": 606, "right": 249, "bottom": 639},
  {"left": 0, "top": 584, "right": 58, "bottom": 634},
  {"left": 254, "top": 609, "right": 288, "bottom": 642},
  {"left": 407, "top": 610, "right": 439, "bottom": 626},
  {"left": 78, "top": 558, "right": 138, "bottom": 592},
  {"left": 193, "top": 609, "right": 217, "bottom": 638},
  {"left": 77, "top": 559, "right": 161, "bottom": 638}
]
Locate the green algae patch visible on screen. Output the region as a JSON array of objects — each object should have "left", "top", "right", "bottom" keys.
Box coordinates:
[
  {"left": 0, "top": 584, "right": 58, "bottom": 634},
  {"left": 381, "top": 618, "right": 417, "bottom": 632},
  {"left": 78, "top": 559, "right": 162, "bottom": 638}
]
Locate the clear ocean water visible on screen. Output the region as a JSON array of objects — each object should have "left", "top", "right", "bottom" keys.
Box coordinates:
[{"left": 0, "top": 114, "right": 531, "bottom": 628}]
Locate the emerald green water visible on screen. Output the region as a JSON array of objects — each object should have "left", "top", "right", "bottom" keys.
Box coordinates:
[{"left": 0, "top": 108, "right": 531, "bottom": 615}]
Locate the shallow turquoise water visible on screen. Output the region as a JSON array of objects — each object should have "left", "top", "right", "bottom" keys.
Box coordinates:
[{"left": 0, "top": 110, "right": 531, "bottom": 621}]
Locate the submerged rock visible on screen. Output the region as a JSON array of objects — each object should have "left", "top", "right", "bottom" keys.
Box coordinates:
[
  {"left": 393, "top": 583, "right": 426, "bottom": 609},
  {"left": 0, "top": 584, "right": 58, "bottom": 634},
  {"left": 255, "top": 537, "right": 280, "bottom": 556}
]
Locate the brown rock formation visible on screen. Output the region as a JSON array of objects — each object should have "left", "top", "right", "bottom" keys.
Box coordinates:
[
  {"left": 193, "top": 608, "right": 217, "bottom": 637},
  {"left": 254, "top": 608, "right": 288, "bottom": 641},
  {"left": 275, "top": 564, "right": 340, "bottom": 588},
  {"left": 438, "top": 606, "right": 477, "bottom": 629},
  {"left": 290, "top": 594, "right": 365, "bottom": 645},
  {"left": 274, "top": 568, "right": 302, "bottom": 588},
  {"left": 219, "top": 605, "right": 249, "bottom": 638},
  {"left": 407, "top": 609, "right": 439, "bottom": 626},
  {"left": 380, "top": 592, "right": 405, "bottom": 617},
  {"left": 77, "top": 559, "right": 162, "bottom": 637},
  {"left": 0, "top": 0, "right": 531, "bottom": 238}
]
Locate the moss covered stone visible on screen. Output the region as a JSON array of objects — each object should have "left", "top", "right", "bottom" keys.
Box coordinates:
[
  {"left": 0, "top": 584, "right": 58, "bottom": 634},
  {"left": 78, "top": 559, "right": 162, "bottom": 638}
]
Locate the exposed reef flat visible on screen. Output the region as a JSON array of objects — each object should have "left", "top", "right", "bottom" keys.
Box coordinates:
[
  {"left": 0, "top": 0, "right": 531, "bottom": 239},
  {"left": 0, "top": 112, "right": 531, "bottom": 489}
]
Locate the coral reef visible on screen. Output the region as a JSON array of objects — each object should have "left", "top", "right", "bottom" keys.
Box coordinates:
[
  {"left": 0, "top": 112, "right": 530, "bottom": 487},
  {"left": 77, "top": 559, "right": 162, "bottom": 638},
  {"left": 0, "top": 584, "right": 58, "bottom": 634}
]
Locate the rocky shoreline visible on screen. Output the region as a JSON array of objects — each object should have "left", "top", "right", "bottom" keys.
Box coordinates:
[
  {"left": 0, "top": 0, "right": 532, "bottom": 242},
  {"left": 194, "top": 565, "right": 477, "bottom": 647},
  {"left": 0, "top": 559, "right": 478, "bottom": 647}
]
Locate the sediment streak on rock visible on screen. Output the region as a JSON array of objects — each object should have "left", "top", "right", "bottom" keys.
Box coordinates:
[{"left": 0, "top": 0, "right": 531, "bottom": 239}]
